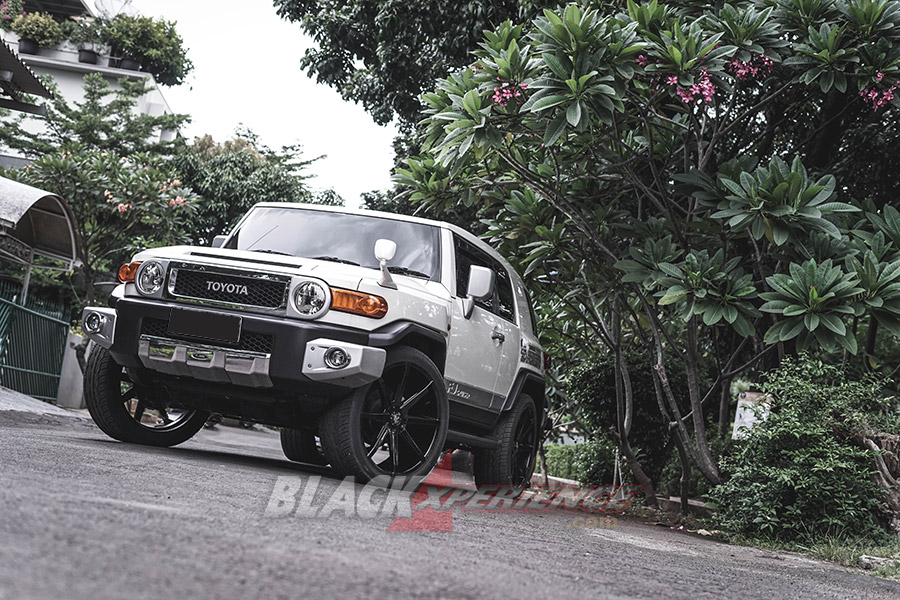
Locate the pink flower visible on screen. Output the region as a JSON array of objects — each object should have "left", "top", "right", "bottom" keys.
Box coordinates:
[
  {"left": 876, "top": 72, "right": 885, "bottom": 82},
  {"left": 117, "top": 203, "right": 129, "bottom": 214},
  {"left": 491, "top": 81, "right": 528, "bottom": 107},
  {"left": 727, "top": 53, "right": 774, "bottom": 81},
  {"left": 670, "top": 69, "right": 716, "bottom": 105},
  {"left": 636, "top": 54, "right": 648, "bottom": 67},
  {"left": 666, "top": 75, "right": 678, "bottom": 86},
  {"left": 860, "top": 84, "right": 896, "bottom": 111}
]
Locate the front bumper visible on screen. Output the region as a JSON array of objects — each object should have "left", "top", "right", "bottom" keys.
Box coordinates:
[{"left": 82, "top": 298, "right": 387, "bottom": 390}]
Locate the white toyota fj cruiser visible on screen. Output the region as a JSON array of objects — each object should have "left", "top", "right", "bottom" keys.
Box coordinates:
[{"left": 82, "top": 203, "right": 545, "bottom": 487}]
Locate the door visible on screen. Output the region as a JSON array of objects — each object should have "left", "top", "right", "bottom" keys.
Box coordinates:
[{"left": 444, "top": 236, "right": 503, "bottom": 409}]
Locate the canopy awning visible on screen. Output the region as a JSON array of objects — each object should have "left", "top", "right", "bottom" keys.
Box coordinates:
[
  {"left": 0, "top": 38, "right": 53, "bottom": 115},
  {"left": 0, "top": 176, "right": 79, "bottom": 270}
]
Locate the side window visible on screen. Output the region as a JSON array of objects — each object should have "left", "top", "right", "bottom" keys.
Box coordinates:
[
  {"left": 454, "top": 236, "right": 494, "bottom": 312},
  {"left": 493, "top": 263, "right": 515, "bottom": 323},
  {"left": 454, "top": 235, "right": 516, "bottom": 323}
]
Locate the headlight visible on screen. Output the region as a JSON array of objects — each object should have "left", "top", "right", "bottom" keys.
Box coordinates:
[
  {"left": 293, "top": 280, "right": 328, "bottom": 318},
  {"left": 136, "top": 260, "right": 165, "bottom": 295}
]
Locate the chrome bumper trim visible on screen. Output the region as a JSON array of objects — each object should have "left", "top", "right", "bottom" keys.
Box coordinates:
[
  {"left": 82, "top": 307, "right": 117, "bottom": 349},
  {"left": 302, "top": 338, "right": 386, "bottom": 387},
  {"left": 138, "top": 335, "right": 272, "bottom": 388}
]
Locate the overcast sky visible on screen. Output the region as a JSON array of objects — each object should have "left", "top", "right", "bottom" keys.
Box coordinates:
[{"left": 96, "top": 0, "right": 398, "bottom": 207}]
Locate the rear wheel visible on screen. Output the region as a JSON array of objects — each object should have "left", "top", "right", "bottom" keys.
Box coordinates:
[
  {"left": 84, "top": 344, "right": 209, "bottom": 447},
  {"left": 319, "top": 346, "right": 448, "bottom": 483},
  {"left": 280, "top": 428, "right": 327, "bottom": 465},
  {"left": 474, "top": 394, "right": 539, "bottom": 494}
]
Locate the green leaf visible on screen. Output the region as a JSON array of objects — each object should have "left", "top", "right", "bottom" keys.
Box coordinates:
[
  {"left": 543, "top": 111, "right": 568, "bottom": 146},
  {"left": 528, "top": 94, "right": 570, "bottom": 112}
]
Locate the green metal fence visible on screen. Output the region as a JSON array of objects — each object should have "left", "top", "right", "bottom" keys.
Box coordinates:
[{"left": 0, "top": 280, "right": 69, "bottom": 402}]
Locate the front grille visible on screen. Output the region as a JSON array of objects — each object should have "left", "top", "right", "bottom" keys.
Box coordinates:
[
  {"left": 141, "top": 317, "right": 275, "bottom": 354},
  {"left": 170, "top": 268, "right": 287, "bottom": 309}
]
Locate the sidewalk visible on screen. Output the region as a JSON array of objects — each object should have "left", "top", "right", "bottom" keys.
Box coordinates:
[{"left": 0, "top": 386, "right": 84, "bottom": 418}]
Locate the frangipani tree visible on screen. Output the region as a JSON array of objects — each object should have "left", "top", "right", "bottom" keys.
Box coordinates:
[{"left": 396, "top": 0, "right": 900, "bottom": 501}]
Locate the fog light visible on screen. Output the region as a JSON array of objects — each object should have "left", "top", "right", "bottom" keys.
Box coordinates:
[
  {"left": 84, "top": 311, "right": 103, "bottom": 334},
  {"left": 323, "top": 347, "right": 350, "bottom": 369}
]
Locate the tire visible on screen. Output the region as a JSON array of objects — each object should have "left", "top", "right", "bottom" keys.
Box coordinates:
[
  {"left": 280, "top": 428, "right": 327, "bottom": 465},
  {"left": 474, "top": 394, "right": 539, "bottom": 494},
  {"left": 84, "top": 344, "right": 209, "bottom": 447},
  {"left": 319, "top": 346, "right": 449, "bottom": 483}
]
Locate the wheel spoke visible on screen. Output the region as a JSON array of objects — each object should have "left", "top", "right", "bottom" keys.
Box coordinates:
[
  {"left": 399, "top": 380, "right": 432, "bottom": 412},
  {"left": 157, "top": 406, "right": 172, "bottom": 425},
  {"left": 405, "top": 415, "right": 440, "bottom": 426},
  {"left": 360, "top": 412, "right": 389, "bottom": 423},
  {"left": 121, "top": 388, "right": 136, "bottom": 402},
  {"left": 399, "top": 428, "right": 426, "bottom": 462},
  {"left": 367, "top": 424, "right": 390, "bottom": 458},
  {"left": 389, "top": 429, "right": 400, "bottom": 475},
  {"left": 376, "top": 379, "right": 393, "bottom": 411},
  {"left": 133, "top": 400, "right": 145, "bottom": 423},
  {"left": 393, "top": 363, "right": 409, "bottom": 406}
]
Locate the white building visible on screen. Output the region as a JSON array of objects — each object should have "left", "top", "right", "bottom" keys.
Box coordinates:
[{"left": 0, "top": 0, "right": 175, "bottom": 168}]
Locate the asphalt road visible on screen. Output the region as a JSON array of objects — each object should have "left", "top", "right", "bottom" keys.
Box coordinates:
[{"left": 1, "top": 410, "right": 899, "bottom": 600}]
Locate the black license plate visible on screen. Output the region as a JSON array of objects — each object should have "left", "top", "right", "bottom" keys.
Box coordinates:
[{"left": 168, "top": 308, "right": 241, "bottom": 344}]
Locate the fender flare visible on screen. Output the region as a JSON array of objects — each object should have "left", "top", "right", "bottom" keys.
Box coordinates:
[{"left": 500, "top": 369, "right": 546, "bottom": 414}]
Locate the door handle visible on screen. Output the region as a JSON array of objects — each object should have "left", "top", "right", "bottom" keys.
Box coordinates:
[{"left": 491, "top": 330, "right": 505, "bottom": 343}]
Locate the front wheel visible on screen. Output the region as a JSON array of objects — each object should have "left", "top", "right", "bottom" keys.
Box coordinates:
[
  {"left": 474, "top": 394, "right": 539, "bottom": 494},
  {"left": 280, "top": 428, "right": 327, "bottom": 465},
  {"left": 319, "top": 346, "right": 449, "bottom": 483},
  {"left": 84, "top": 345, "right": 209, "bottom": 447}
]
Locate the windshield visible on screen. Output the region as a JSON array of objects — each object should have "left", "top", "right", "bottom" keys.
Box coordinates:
[{"left": 224, "top": 207, "right": 442, "bottom": 281}]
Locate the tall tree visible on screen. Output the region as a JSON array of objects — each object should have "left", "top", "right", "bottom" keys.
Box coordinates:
[
  {"left": 272, "top": 0, "right": 549, "bottom": 126},
  {"left": 400, "top": 1, "right": 900, "bottom": 502},
  {"left": 171, "top": 132, "right": 331, "bottom": 246},
  {"left": 0, "top": 73, "right": 189, "bottom": 157}
]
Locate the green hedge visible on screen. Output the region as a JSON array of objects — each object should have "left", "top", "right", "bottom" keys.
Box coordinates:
[{"left": 544, "top": 439, "right": 617, "bottom": 485}]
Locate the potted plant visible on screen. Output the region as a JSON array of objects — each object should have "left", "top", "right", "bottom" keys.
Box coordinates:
[
  {"left": 11, "top": 12, "right": 64, "bottom": 54},
  {"left": 67, "top": 17, "right": 107, "bottom": 64},
  {"left": 0, "top": 0, "right": 24, "bottom": 32},
  {"left": 102, "top": 14, "right": 193, "bottom": 84}
]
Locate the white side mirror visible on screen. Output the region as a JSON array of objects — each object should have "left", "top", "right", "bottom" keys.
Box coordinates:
[
  {"left": 462, "top": 265, "right": 494, "bottom": 318},
  {"left": 374, "top": 239, "right": 397, "bottom": 262},
  {"left": 374, "top": 238, "right": 397, "bottom": 289}
]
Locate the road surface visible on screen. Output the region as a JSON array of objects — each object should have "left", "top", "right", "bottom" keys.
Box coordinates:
[{"left": 1, "top": 408, "right": 898, "bottom": 600}]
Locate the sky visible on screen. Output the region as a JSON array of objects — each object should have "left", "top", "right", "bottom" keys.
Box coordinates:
[{"left": 91, "top": 0, "right": 399, "bottom": 207}]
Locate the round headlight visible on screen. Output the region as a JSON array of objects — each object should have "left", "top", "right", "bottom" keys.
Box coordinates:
[
  {"left": 293, "top": 281, "right": 328, "bottom": 317},
  {"left": 136, "top": 260, "right": 165, "bottom": 295}
]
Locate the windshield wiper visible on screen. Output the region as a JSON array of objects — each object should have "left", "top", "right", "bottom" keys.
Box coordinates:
[
  {"left": 311, "top": 256, "right": 360, "bottom": 266},
  {"left": 386, "top": 266, "right": 430, "bottom": 279},
  {"left": 250, "top": 248, "right": 295, "bottom": 257}
]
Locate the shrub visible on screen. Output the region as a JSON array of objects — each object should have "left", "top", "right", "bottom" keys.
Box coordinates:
[
  {"left": 709, "top": 356, "right": 899, "bottom": 541},
  {"left": 0, "top": 0, "right": 23, "bottom": 31},
  {"left": 567, "top": 352, "right": 697, "bottom": 484},
  {"left": 11, "top": 12, "right": 64, "bottom": 47},
  {"left": 544, "top": 439, "right": 617, "bottom": 485},
  {"left": 102, "top": 14, "right": 193, "bottom": 86}
]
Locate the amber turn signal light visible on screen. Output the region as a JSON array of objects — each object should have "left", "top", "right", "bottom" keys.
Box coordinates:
[
  {"left": 118, "top": 261, "right": 142, "bottom": 283},
  {"left": 330, "top": 288, "right": 388, "bottom": 319}
]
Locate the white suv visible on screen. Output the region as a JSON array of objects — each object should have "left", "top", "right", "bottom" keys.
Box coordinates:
[{"left": 82, "top": 203, "right": 545, "bottom": 487}]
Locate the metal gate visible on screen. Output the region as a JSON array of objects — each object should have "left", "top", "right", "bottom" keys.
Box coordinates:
[{"left": 0, "top": 280, "right": 69, "bottom": 402}]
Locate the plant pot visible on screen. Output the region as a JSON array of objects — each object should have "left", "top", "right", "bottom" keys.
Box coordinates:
[
  {"left": 119, "top": 57, "right": 141, "bottom": 71},
  {"left": 78, "top": 48, "right": 99, "bottom": 64},
  {"left": 17, "top": 37, "right": 38, "bottom": 54}
]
